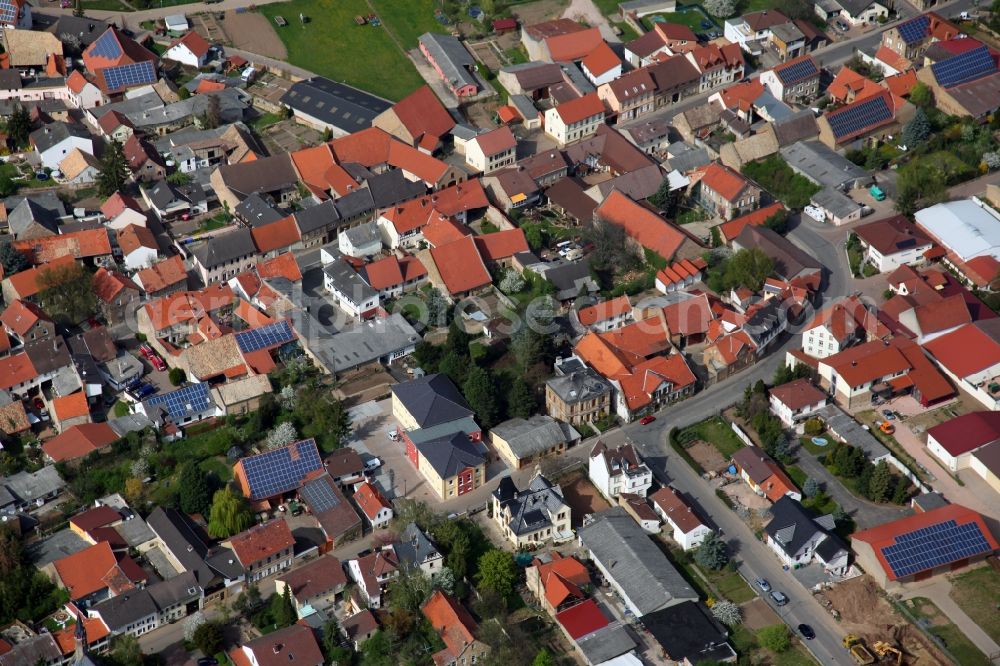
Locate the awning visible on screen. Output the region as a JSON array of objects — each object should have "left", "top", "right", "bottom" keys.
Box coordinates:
[
  {"left": 889, "top": 374, "right": 914, "bottom": 391},
  {"left": 924, "top": 246, "right": 946, "bottom": 259}
]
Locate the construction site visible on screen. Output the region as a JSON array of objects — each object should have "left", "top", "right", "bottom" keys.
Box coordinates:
[{"left": 814, "top": 577, "right": 953, "bottom": 665}]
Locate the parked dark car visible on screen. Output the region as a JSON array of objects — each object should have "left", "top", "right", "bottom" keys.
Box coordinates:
[{"left": 798, "top": 624, "right": 815, "bottom": 640}]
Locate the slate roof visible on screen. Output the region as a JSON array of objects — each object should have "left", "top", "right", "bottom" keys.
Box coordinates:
[
  {"left": 644, "top": 601, "right": 735, "bottom": 664},
  {"left": 280, "top": 76, "right": 391, "bottom": 131},
  {"left": 8, "top": 198, "right": 60, "bottom": 238},
  {"left": 546, "top": 367, "right": 612, "bottom": 404},
  {"left": 391, "top": 373, "right": 473, "bottom": 428},
  {"left": 765, "top": 496, "right": 829, "bottom": 556},
  {"left": 30, "top": 122, "right": 90, "bottom": 154},
  {"left": 413, "top": 431, "right": 486, "bottom": 478},
  {"left": 733, "top": 225, "right": 822, "bottom": 280},
  {"left": 394, "top": 522, "right": 441, "bottom": 570},
  {"left": 493, "top": 474, "right": 567, "bottom": 537},
  {"left": 234, "top": 193, "right": 283, "bottom": 227},
  {"left": 419, "top": 32, "right": 477, "bottom": 92},
  {"left": 491, "top": 415, "right": 578, "bottom": 459},
  {"left": 191, "top": 227, "right": 256, "bottom": 269},
  {"left": 577, "top": 507, "right": 697, "bottom": 615}
]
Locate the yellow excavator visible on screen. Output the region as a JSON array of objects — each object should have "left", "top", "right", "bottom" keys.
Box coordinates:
[
  {"left": 844, "top": 635, "right": 876, "bottom": 665},
  {"left": 873, "top": 641, "right": 904, "bottom": 665}
]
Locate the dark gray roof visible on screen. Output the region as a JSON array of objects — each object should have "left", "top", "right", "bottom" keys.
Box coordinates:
[
  {"left": 91, "top": 588, "right": 159, "bottom": 631},
  {"left": 771, "top": 109, "right": 820, "bottom": 146},
  {"left": 490, "top": 416, "right": 578, "bottom": 459},
  {"left": 390, "top": 373, "right": 473, "bottom": 428},
  {"left": 0, "top": 634, "right": 61, "bottom": 666},
  {"left": 280, "top": 77, "right": 391, "bottom": 131},
  {"left": 146, "top": 570, "right": 201, "bottom": 610},
  {"left": 23, "top": 336, "right": 71, "bottom": 376},
  {"left": 733, "top": 225, "right": 823, "bottom": 281},
  {"left": 144, "top": 180, "right": 186, "bottom": 210},
  {"left": 235, "top": 192, "right": 284, "bottom": 227},
  {"left": 52, "top": 15, "right": 112, "bottom": 50},
  {"left": 413, "top": 431, "right": 486, "bottom": 478},
  {"left": 29, "top": 122, "right": 90, "bottom": 154},
  {"left": 546, "top": 367, "right": 612, "bottom": 404},
  {"left": 780, "top": 140, "right": 870, "bottom": 189},
  {"left": 2, "top": 466, "right": 65, "bottom": 504},
  {"left": 191, "top": 227, "right": 256, "bottom": 269},
  {"left": 0, "top": 70, "right": 21, "bottom": 91},
  {"left": 418, "top": 33, "right": 477, "bottom": 92},
  {"left": 814, "top": 404, "right": 891, "bottom": 460},
  {"left": 578, "top": 507, "right": 697, "bottom": 615},
  {"left": 536, "top": 258, "right": 599, "bottom": 300},
  {"left": 393, "top": 522, "right": 440, "bottom": 570},
  {"left": 306, "top": 312, "right": 421, "bottom": 373},
  {"left": 7, "top": 198, "right": 60, "bottom": 238},
  {"left": 295, "top": 200, "right": 341, "bottom": 235},
  {"left": 765, "top": 496, "right": 827, "bottom": 557},
  {"left": 146, "top": 507, "right": 221, "bottom": 585},
  {"left": 323, "top": 257, "right": 378, "bottom": 303},
  {"left": 811, "top": 186, "right": 861, "bottom": 218},
  {"left": 644, "top": 601, "right": 735, "bottom": 664},
  {"left": 335, "top": 187, "right": 375, "bottom": 221},
  {"left": 217, "top": 154, "right": 299, "bottom": 198},
  {"left": 341, "top": 221, "right": 380, "bottom": 247},
  {"left": 492, "top": 473, "right": 567, "bottom": 537},
  {"left": 500, "top": 61, "right": 563, "bottom": 91},
  {"left": 912, "top": 491, "right": 949, "bottom": 512},
  {"left": 576, "top": 622, "right": 638, "bottom": 663},
  {"left": 366, "top": 170, "right": 427, "bottom": 209},
  {"left": 4, "top": 191, "right": 65, "bottom": 217}
]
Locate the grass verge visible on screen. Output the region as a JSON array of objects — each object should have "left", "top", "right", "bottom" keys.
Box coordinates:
[
  {"left": 906, "top": 597, "right": 991, "bottom": 666},
  {"left": 948, "top": 567, "right": 1000, "bottom": 644}
]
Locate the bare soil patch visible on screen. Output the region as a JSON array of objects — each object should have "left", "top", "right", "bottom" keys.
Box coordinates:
[
  {"left": 741, "top": 598, "right": 779, "bottom": 631},
  {"left": 821, "top": 576, "right": 952, "bottom": 666},
  {"left": 225, "top": 10, "right": 287, "bottom": 60},
  {"left": 509, "top": 0, "right": 569, "bottom": 24},
  {"left": 688, "top": 440, "right": 727, "bottom": 473},
  {"left": 561, "top": 473, "right": 610, "bottom": 527}
]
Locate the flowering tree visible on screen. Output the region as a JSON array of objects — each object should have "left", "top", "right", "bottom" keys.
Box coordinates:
[
  {"left": 711, "top": 601, "right": 742, "bottom": 626},
  {"left": 266, "top": 422, "right": 297, "bottom": 450},
  {"left": 704, "top": 0, "right": 736, "bottom": 17}
]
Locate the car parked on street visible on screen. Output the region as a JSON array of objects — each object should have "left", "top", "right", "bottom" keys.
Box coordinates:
[
  {"left": 755, "top": 578, "right": 770, "bottom": 592},
  {"left": 639, "top": 415, "right": 656, "bottom": 425},
  {"left": 798, "top": 624, "right": 815, "bottom": 640},
  {"left": 770, "top": 590, "right": 788, "bottom": 606}
]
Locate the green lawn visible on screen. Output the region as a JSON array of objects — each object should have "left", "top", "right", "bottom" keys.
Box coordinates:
[
  {"left": 799, "top": 432, "right": 831, "bottom": 456},
  {"left": 907, "top": 597, "right": 992, "bottom": 666},
  {"left": 82, "top": 0, "right": 134, "bottom": 10},
  {"left": 706, "top": 567, "right": 755, "bottom": 604},
  {"left": 678, "top": 416, "right": 746, "bottom": 458},
  {"left": 644, "top": 6, "right": 716, "bottom": 32},
  {"left": 949, "top": 567, "right": 1000, "bottom": 644},
  {"left": 371, "top": 0, "right": 449, "bottom": 49},
  {"left": 785, "top": 464, "right": 807, "bottom": 488},
  {"left": 259, "top": 0, "right": 425, "bottom": 101},
  {"left": 730, "top": 625, "right": 818, "bottom": 665}
]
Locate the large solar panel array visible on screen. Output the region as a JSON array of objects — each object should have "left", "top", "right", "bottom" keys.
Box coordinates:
[
  {"left": 240, "top": 439, "right": 322, "bottom": 499},
  {"left": 235, "top": 319, "right": 296, "bottom": 353},
  {"left": 881, "top": 519, "right": 992, "bottom": 578},
  {"left": 88, "top": 29, "right": 123, "bottom": 61},
  {"left": 103, "top": 61, "right": 157, "bottom": 93},
  {"left": 897, "top": 15, "right": 929, "bottom": 44},
  {"left": 827, "top": 95, "right": 892, "bottom": 140},
  {"left": 777, "top": 58, "right": 819, "bottom": 85},
  {"left": 931, "top": 46, "right": 996, "bottom": 88},
  {"left": 0, "top": 0, "right": 18, "bottom": 24},
  {"left": 301, "top": 477, "right": 341, "bottom": 513},
  {"left": 144, "top": 382, "right": 211, "bottom": 420}
]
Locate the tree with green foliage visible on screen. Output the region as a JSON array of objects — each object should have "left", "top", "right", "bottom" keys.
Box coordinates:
[
  {"left": 803, "top": 477, "right": 820, "bottom": 498},
  {"left": 168, "top": 367, "right": 187, "bottom": 386},
  {"left": 360, "top": 631, "right": 393, "bottom": 666},
  {"left": 507, "top": 377, "right": 535, "bottom": 419},
  {"left": 463, "top": 366, "right": 501, "bottom": 428},
  {"left": 0, "top": 243, "right": 28, "bottom": 276},
  {"left": 895, "top": 158, "right": 947, "bottom": 216},
  {"left": 586, "top": 217, "right": 641, "bottom": 274},
  {"left": 178, "top": 463, "right": 215, "bottom": 517},
  {"left": 867, "top": 460, "right": 893, "bottom": 503},
  {"left": 295, "top": 389, "right": 352, "bottom": 453},
  {"left": 773, "top": 362, "right": 812, "bottom": 386},
  {"left": 177, "top": 86, "right": 191, "bottom": 100},
  {"left": 200, "top": 94, "right": 222, "bottom": 130},
  {"left": 110, "top": 634, "right": 143, "bottom": 666},
  {"left": 476, "top": 549, "right": 517, "bottom": 601},
  {"left": 192, "top": 620, "right": 224, "bottom": 657},
  {"left": 758, "top": 625, "right": 791, "bottom": 653},
  {"left": 649, "top": 178, "right": 680, "bottom": 217},
  {"left": 438, "top": 350, "right": 469, "bottom": 386},
  {"left": 724, "top": 247, "right": 774, "bottom": 292},
  {"left": 207, "top": 486, "right": 253, "bottom": 538},
  {"left": 763, "top": 209, "right": 789, "bottom": 235},
  {"left": 533, "top": 649, "right": 556, "bottom": 666},
  {"left": 5, "top": 104, "right": 30, "bottom": 149},
  {"left": 271, "top": 586, "right": 297, "bottom": 629},
  {"left": 909, "top": 81, "right": 932, "bottom": 107},
  {"left": 98, "top": 139, "right": 129, "bottom": 198},
  {"left": 694, "top": 532, "right": 729, "bottom": 570},
  {"left": 321, "top": 127, "right": 333, "bottom": 142},
  {"left": 322, "top": 615, "right": 354, "bottom": 665},
  {"left": 902, "top": 107, "right": 931, "bottom": 148},
  {"left": 38, "top": 262, "right": 96, "bottom": 325},
  {"left": 523, "top": 223, "right": 545, "bottom": 251},
  {"left": 447, "top": 321, "right": 473, "bottom": 358},
  {"left": 511, "top": 324, "right": 545, "bottom": 370},
  {"left": 233, "top": 583, "right": 263, "bottom": 615}
]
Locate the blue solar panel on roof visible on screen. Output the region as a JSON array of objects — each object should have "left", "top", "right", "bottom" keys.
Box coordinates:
[
  {"left": 240, "top": 439, "right": 323, "bottom": 500},
  {"left": 144, "top": 383, "right": 211, "bottom": 420},
  {"left": 235, "top": 319, "right": 296, "bottom": 353},
  {"left": 881, "top": 519, "right": 992, "bottom": 578},
  {"left": 827, "top": 95, "right": 892, "bottom": 139},
  {"left": 777, "top": 58, "right": 818, "bottom": 85},
  {"left": 89, "top": 29, "right": 123, "bottom": 61},
  {"left": 931, "top": 46, "right": 997, "bottom": 88},
  {"left": 102, "top": 61, "right": 157, "bottom": 92},
  {"left": 301, "top": 477, "right": 340, "bottom": 512},
  {"left": 0, "top": 0, "right": 17, "bottom": 23},
  {"left": 897, "top": 15, "right": 929, "bottom": 44}
]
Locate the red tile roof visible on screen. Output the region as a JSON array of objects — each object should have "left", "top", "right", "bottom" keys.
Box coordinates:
[
  {"left": 554, "top": 92, "right": 605, "bottom": 125},
  {"left": 854, "top": 215, "right": 931, "bottom": 256},
  {"left": 473, "top": 126, "right": 516, "bottom": 157},
  {"left": 257, "top": 252, "right": 303, "bottom": 283},
  {"left": 229, "top": 519, "right": 295, "bottom": 566},
  {"left": 0, "top": 352, "right": 38, "bottom": 392},
  {"left": 431, "top": 180, "right": 490, "bottom": 216},
  {"left": 825, "top": 90, "right": 899, "bottom": 143},
  {"left": 42, "top": 422, "right": 117, "bottom": 462},
  {"left": 662, "top": 292, "right": 714, "bottom": 337},
  {"left": 382, "top": 197, "right": 447, "bottom": 236},
  {"left": 51, "top": 392, "right": 90, "bottom": 422},
  {"left": 71, "top": 505, "right": 121, "bottom": 533},
  {"left": 718, "top": 203, "right": 785, "bottom": 242},
  {"left": 136, "top": 255, "right": 187, "bottom": 294},
  {"left": 912, "top": 293, "right": 970, "bottom": 336},
  {"left": 851, "top": 504, "right": 999, "bottom": 580},
  {"left": 768, "top": 378, "right": 826, "bottom": 411},
  {"left": 422, "top": 591, "right": 480, "bottom": 661},
  {"left": 170, "top": 31, "right": 210, "bottom": 58},
  {"left": 963, "top": 255, "right": 1000, "bottom": 288},
  {"left": 116, "top": 224, "right": 158, "bottom": 256},
  {"left": 67, "top": 70, "right": 90, "bottom": 94},
  {"left": 101, "top": 192, "right": 141, "bottom": 219},
  {"left": 827, "top": 66, "right": 883, "bottom": 103},
  {"left": 474, "top": 228, "right": 529, "bottom": 262},
  {"left": 577, "top": 295, "right": 631, "bottom": 326},
  {"left": 290, "top": 143, "right": 337, "bottom": 193},
  {"left": 388, "top": 85, "right": 455, "bottom": 146},
  {"left": 276, "top": 554, "right": 347, "bottom": 602},
  {"left": 53, "top": 542, "right": 131, "bottom": 600},
  {"left": 529, "top": 552, "right": 589, "bottom": 608},
  {"left": 876, "top": 46, "right": 913, "bottom": 74},
  {"left": 595, "top": 190, "right": 687, "bottom": 261},
  {"left": 143, "top": 285, "right": 234, "bottom": 331},
  {"left": 364, "top": 254, "right": 426, "bottom": 290},
  {"left": 82, "top": 26, "right": 156, "bottom": 72},
  {"left": 617, "top": 353, "right": 696, "bottom": 410},
  {"left": 697, "top": 162, "right": 752, "bottom": 202},
  {"left": 13, "top": 229, "right": 112, "bottom": 264},
  {"left": 927, "top": 411, "right": 1000, "bottom": 456},
  {"left": 546, "top": 27, "right": 603, "bottom": 62},
  {"left": 924, "top": 323, "right": 1000, "bottom": 379},
  {"left": 650, "top": 486, "right": 705, "bottom": 533},
  {"left": 422, "top": 216, "right": 470, "bottom": 247},
  {"left": 555, "top": 598, "right": 608, "bottom": 639},
  {"left": 1, "top": 299, "right": 49, "bottom": 336},
  {"left": 430, "top": 236, "right": 491, "bottom": 295},
  {"left": 251, "top": 216, "right": 301, "bottom": 253},
  {"left": 235, "top": 623, "right": 325, "bottom": 666},
  {"left": 582, "top": 41, "right": 620, "bottom": 76},
  {"left": 354, "top": 481, "right": 392, "bottom": 521},
  {"left": 98, "top": 110, "right": 133, "bottom": 135}
]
